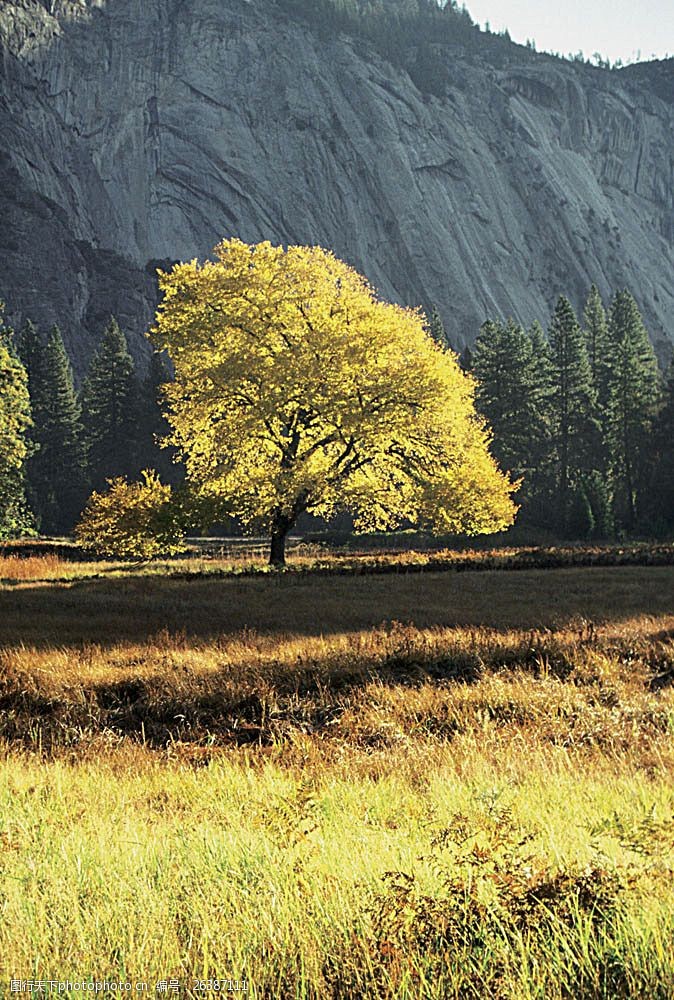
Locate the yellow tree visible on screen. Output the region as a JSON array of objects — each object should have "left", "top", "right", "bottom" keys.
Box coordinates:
[
  {"left": 0, "top": 308, "right": 33, "bottom": 537},
  {"left": 151, "top": 239, "right": 517, "bottom": 565}
]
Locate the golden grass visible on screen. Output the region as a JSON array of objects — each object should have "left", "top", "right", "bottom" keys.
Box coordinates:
[
  {"left": 0, "top": 555, "right": 673, "bottom": 995},
  {"left": 0, "top": 552, "right": 66, "bottom": 581},
  {"left": 2, "top": 538, "right": 673, "bottom": 585}
]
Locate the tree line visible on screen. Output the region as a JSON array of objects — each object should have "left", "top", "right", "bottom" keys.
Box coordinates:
[
  {"left": 0, "top": 306, "right": 177, "bottom": 539},
  {"left": 274, "top": 0, "right": 481, "bottom": 96},
  {"left": 449, "top": 287, "right": 674, "bottom": 538},
  {"left": 273, "top": 0, "right": 630, "bottom": 96},
  {"left": 2, "top": 280, "right": 673, "bottom": 546}
]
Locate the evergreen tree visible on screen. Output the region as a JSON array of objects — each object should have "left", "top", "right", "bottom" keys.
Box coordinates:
[
  {"left": 0, "top": 306, "right": 33, "bottom": 537},
  {"left": 582, "top": 284, "right": 611, "bottom": 410},
  {"left": 27, "top": 326, "right": 87, "bottom": 534},
  {"left": 473, "top": 319, "right": 534, "bottom": 474},
  {"left": 525, "top": 321, "right": 557, "bottom": 523},
  {"left": 588, "top": 471, "right": 614, "bottom": 538},
  {"left": 527, "top": 321, "right": 556, "bottom": 426},
  {"left": 527, "top": 320, "right": 547, "bottom": 356},
  {"left": 15, "top": 318, "right": 46, "bottom": 522},
  {"left": 568, "top": 471, "right": 614, "bottom": 539},
  {"left": 566, "top": 480, "right": 595, "bottom": 539},
  {"left": 582, "top": 284, "right": 613, "bottom": 482},
  {"left": 16, "top": 319, "right": 44, "bottom": 390},
  {"left": 548, "top": 295, "right": 600, "bottom": 533},
  {"left": 81, "top": 317, "right": 140, "bottom": 492},
  {"left": 472, "top": 318, "right": 554, "bottom": 523},
  {"left": 645, "top": 359, "right": 674, "bottom": 533},
  {"left": 605, "top": 290, "right": 661, "bottom": 530},
  {"left": 136, "top": 351, "right": 182, "bottom": 485},
  {"left": 427, "top": 306, "right": 450, "bottom": 349}
]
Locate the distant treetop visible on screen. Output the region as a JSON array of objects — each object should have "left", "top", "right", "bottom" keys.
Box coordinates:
[{"left": 273, "top": 0, "right": 480, "bottom": 94}]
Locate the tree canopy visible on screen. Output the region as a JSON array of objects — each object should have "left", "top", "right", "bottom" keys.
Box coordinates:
[
  {"left": 466, "top": 285, "right": 662, "bottom": 540},
  {"left": 472, "top": 317, "right": 554, "bottom": 524},
  {"left": 151, "top": 239, "right": 516, "bottom": 564},
  {"left": 548, "top": 295, "right": 600, "bottom": 532}
]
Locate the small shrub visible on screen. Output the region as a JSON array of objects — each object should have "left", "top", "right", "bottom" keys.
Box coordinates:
[{"left": 75, "top": 469, "right": 187, "bottom": 559}]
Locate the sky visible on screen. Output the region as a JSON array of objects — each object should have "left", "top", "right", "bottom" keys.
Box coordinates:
[{"left": 464, "top": 0, "right": 674, "bottom": 64}]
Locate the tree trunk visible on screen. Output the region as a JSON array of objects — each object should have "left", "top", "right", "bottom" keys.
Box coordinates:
[
  {"left": 269, "top": 491, "right": 310, "bottom": 568},
  {"left": 269, "top": 512, "right": 291, "bottom": 568},
  {"left": 625, "top": 455, "right": 635, "bottom": 530},
  {"left": 559, "top": 427, "right": 569, "bottom": 534}
]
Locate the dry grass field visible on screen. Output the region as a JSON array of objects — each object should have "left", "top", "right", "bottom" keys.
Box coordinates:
[{"left": 0, "top": 548, "right": 673, "bottom": 997}]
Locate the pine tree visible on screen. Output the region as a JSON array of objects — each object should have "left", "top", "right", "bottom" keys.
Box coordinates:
[
  {"left": 582, "top": 284, "right": 613, "bottom": 483},
  {"left": 583, "top": 284, "right": 611, "bottom": 410},
  {"left": 605, "top": 290, "right": 661, "bottom": 530},
  {"left": 16, "top": 319, "right": 44, "bottom": 390},
  {"left": 548, "top": 295, "right": 601, "bottom": 533},
  {"left": 81, "top": 317, "right": 140, "bottom": 492},
  {"left": 427, "top": 306, "right": 450, "bottom": 349},
  {"left": 645, "top": 359, "right": 674, "bottom": 533},
  {"left": 473, "top": 319, "right": 533, "bottom": 474},
  {"left": 472, "top": 318, "right": 554, "bottom": 523},
  {"left": 29, "top": 327, "right": 87, "bottom": 534},
  {"left": 15, "top": 319, "right": 46, "bottom": 522},
  {"left": 525, "top": 321, "right": 557, "bottom": 523},
  {"left": 527, "top": 321, "right": 556, "bottom": 422},
  {"left": 459, "top": 344, "right": 473, "bottom": 372},
  {"left": 568, "top": 471, "right": 614, "bottom": 539},
  {"left": 567, "top": 480, "right": 595, "bottom": 539}
]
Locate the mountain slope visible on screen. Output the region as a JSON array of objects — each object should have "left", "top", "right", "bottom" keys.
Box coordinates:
[{"left": 1, "top": 0, "right": 673, "bottom": 371}]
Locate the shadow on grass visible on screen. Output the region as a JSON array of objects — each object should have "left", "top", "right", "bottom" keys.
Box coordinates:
[
  {"left": 1, "top": 563, "right": 674, "bottom": 653},
  {"left": 2, "top": 617, "right": 672, "bottom": 753},
  {"left": 0, "top": 626, "right": 547, "bottom": 751},
  {"left": 0, "top": 564, "right": 673, "bottom": 753}
]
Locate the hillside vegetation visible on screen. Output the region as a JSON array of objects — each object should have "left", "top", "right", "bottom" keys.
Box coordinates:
[{"left": 274, "top": 0, "right": 483, "bottom": 93}]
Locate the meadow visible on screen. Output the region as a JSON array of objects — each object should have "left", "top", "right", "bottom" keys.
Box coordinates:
[{"left": 0, "top": 546, "right": 673, "bottom": 998}]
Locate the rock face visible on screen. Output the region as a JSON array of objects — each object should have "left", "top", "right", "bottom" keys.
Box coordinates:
[{"left": 1, "top": 0, "right": 673, "bottom": 373}]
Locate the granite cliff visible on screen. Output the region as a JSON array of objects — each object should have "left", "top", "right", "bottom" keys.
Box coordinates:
[{"left": 1, "top": 0, "right": 673, "bottom": 372}]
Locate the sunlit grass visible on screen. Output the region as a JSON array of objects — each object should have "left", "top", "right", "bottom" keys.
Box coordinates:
[
  {"left": 1, "top": 746, "right": 673, "bottom": 994},
  {"left": 0, "top": 554, "right": 672, "bottom": 995},
  {"left": 1, "top": 538, "right": 673, "bottom": 586}
]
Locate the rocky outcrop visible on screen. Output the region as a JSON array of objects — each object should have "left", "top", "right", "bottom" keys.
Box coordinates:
[{"left": 1, "top": 0, "right": 673, "bottom": 373}]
